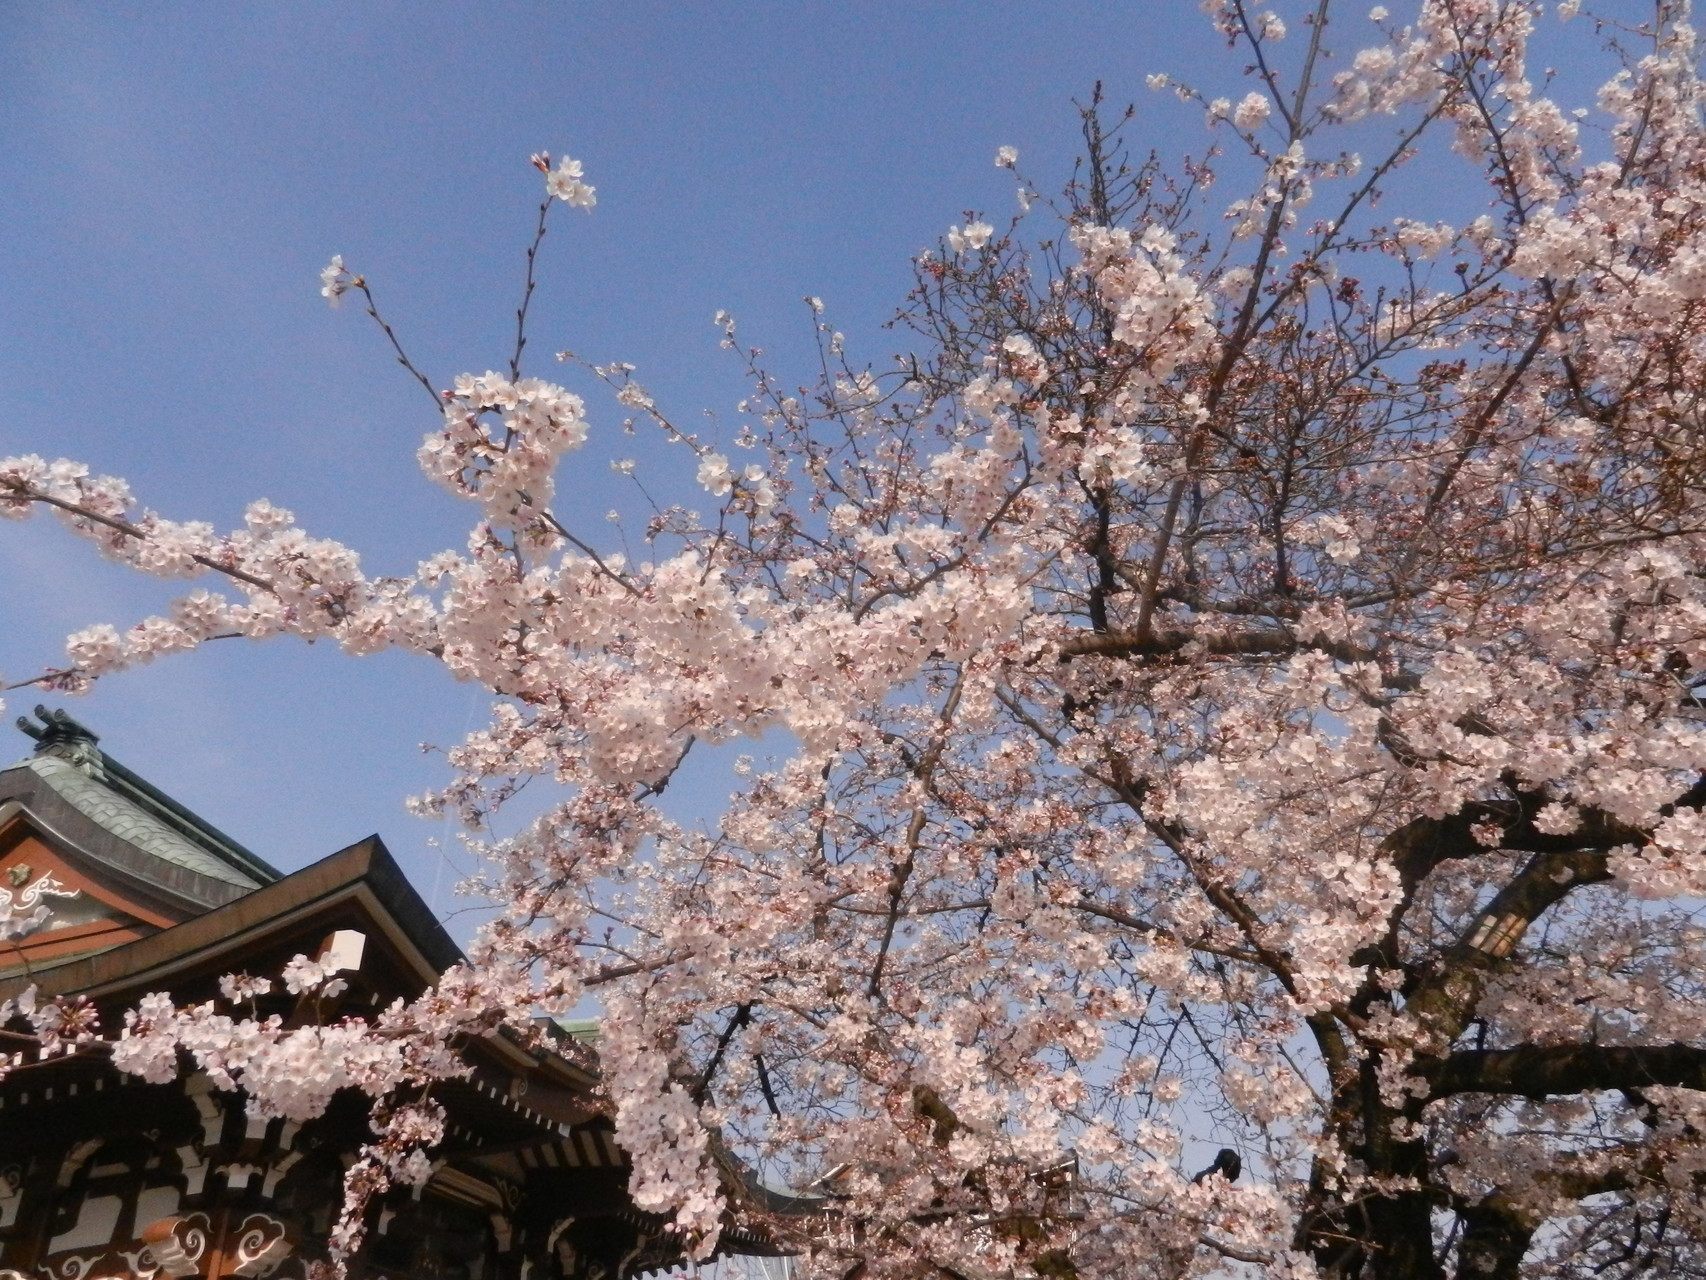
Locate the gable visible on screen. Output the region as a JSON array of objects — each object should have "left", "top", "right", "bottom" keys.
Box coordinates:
[{"left": 0, "top": 802, "right": 188, "bottom": 978}]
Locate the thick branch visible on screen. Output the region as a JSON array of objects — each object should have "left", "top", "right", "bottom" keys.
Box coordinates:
[
  {"left": 1362, "top": 779, "right": 1681, "bottom": 974},
  {"left": 1431, "top": 1042, "right": 1706, "bottom": 1101},
  {"left": 1397, "top": 777, "right": 1705, "bottom": 1044},
  {"left": 1060, "top": 624, "right": 1419, "bottom": 689},
  {"left": 1401, "top": 847, "right": 1611, "bottom": 1047}
]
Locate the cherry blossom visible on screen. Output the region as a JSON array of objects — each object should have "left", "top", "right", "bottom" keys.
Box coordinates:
[
  {"left": 319, "top": 254, "right": 351, "bottom": 307},
  {"left": 7, "top": 4, "right": 1706, "bottom": 1278},
  {"left": 1234, "top": 90, "right": 1271, "bottom": 130},
  {"left": 947, "top": 221, "right": 995, "bottom": 254},
  {"left": 542, "top": 153, "right": 597, "bottom": 208}
]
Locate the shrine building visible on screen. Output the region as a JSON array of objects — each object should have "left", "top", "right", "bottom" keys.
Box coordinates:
[{"left": 0, "top": 708, "right": 770, "bottom": 1280}]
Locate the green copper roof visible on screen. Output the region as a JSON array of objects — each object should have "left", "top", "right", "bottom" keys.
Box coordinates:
[
  {"left": 15, "top": 755, "right": 267, "bottom": 889},
  {"left": 7, "top": 707, "right": 281, "bottom": 891},
  {"left": 554, "top": 1016, "right": 601, "bottom": 1045}
]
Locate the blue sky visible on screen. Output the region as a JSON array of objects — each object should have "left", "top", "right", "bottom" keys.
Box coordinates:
[
  {"left": 0, "top": 2, "right": 1598, "bottom": 934},
  {"left": 0, "top": 2, "right": 1243, "bottom": 924}
]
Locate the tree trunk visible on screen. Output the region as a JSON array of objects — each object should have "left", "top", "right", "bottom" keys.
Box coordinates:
[{"left": 1453, "top": 1197, "right": 1535, "bottom": 1280}]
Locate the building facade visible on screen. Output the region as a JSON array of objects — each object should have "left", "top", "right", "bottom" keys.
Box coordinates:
[{"left": 0, "top": 709, "right": 764, "bottom": 1280}]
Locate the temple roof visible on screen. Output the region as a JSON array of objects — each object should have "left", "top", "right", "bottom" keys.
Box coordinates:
[
  {"left": 3, "top": 706, "right": 280, "bottom": 897},
  {"left": 0, "top": 831, "right": 464, "bottom": 1005},
  {"left": 0, "top": 710, "right": 798, "bottom": 1268}
]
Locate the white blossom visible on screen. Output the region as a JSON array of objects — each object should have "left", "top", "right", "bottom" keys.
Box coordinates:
[
  {"left": 696, "top": 451, "right": 733, "bottom": 496},
  {"left": 947, "top": 221, "right": 995, "bottom": 254},
  {"left": 1234, "top": 91, "right": 1272, "bottom": 130},
  {"left": 319, "top": 254, "right": 350, "bottom": 307},
  {"left": 544, "top": 154, "right": 597, "bottom": 208}
]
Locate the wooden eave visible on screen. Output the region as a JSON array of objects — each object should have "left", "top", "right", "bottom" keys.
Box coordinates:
[
  {"left": 0, "top": 831, "right": 603, "bottom": 1133},
  {"left": 0, "top": 835, "right": 459, "bottom": 1007}
]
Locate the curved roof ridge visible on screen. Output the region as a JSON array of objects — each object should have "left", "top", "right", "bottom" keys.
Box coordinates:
[{"left": 11, "top": 707, "right": 281, "bottom": 891}]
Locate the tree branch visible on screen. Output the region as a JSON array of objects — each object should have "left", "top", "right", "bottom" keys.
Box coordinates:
[
  {"left": 10, "top": 486, "right": 276, "bottom": 593},
  {"left": 1059, "top": 624, "right": 1420, "bottom": 690},
  {"left": 1431, "top": 1042, "right": 1706, "bottom": 1101}
]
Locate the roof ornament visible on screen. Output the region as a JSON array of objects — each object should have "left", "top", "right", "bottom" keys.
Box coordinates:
[{"left": 16, "top": 706, "right": 106, "bottom": 777}]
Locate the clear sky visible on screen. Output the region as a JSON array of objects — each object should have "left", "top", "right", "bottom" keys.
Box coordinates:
[{"left": 0, "top": 2, "right": 1597, "bottom": 935}]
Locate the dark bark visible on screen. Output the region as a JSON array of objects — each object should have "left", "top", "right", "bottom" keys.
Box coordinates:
[
  {"left": 1430, "top": 1042, "right": 1706, "bottom": 1101},
  {"left": 1300, "top": 1177, "right": 1447, "bottom": 1280},
  {"left": 1454, "top": 1196, "right": 1536, "bottom": 1280},
  {"left": 1300, "top": 778, "right": 1706, "bottom": 1277},
  {"left": 1059, "top": 624, "right": 1414, "bottom": 686},
  {"left": 1298, "top": 1049, "right": 1446, "bottom": 1280},
  {"left": 1367, "top": 1185, "right": 1448, "bottom": 1280}
]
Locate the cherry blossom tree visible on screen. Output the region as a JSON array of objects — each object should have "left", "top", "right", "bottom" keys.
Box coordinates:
[{"left": 5, "top": 2, "right": 1706, "bottom": 1277}]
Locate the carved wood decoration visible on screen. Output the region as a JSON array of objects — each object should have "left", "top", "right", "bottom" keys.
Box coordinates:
[
  {"left": 141, "top": 1214, "right": 210, "bottom": 1278},
  {"left": 226, "top": 1214, "right": 291, "bottom": 1279},
  {"left": 0, "top": 826, "right": 174, "bottom": 967}
]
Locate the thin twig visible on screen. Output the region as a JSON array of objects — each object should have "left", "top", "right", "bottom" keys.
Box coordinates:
[
  {"left": 537, "top": 509, "right": 644, "bottom": 597},
  {"left": 12, "top": 487, "right": 275, "bottom": 593},
  {"left": 354, "top": 278, "right": 442, "bottom": 411},
  {"left": 511, "top": 199, "right": 552, "bottom": 383}
]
